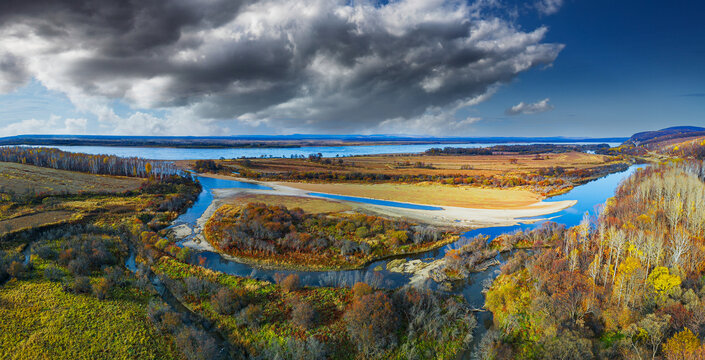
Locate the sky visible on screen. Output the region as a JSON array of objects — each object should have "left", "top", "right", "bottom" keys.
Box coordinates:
[{"left": 0, "top": 0, "right": 702, "bottom": 138}]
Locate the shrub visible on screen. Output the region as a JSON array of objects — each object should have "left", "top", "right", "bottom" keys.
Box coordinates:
[
  {"left": 73, "top": 276, "right": 92, "bottom": 294},
  {"left": 68, "top": 257, "right": 89, "bottom": 275},
  {"left": 93, "top": 277, "right": 111, "bottom": 300},
  {"left": 185, "top": 276, "right": 216, "bottom": 299},
  {"left": 148, "top": 300, "right": 183, "bottom": 334},
  {"left": 388, "top": 230, "right": 408, "bottom": 246},
  {"left": 275, "top": 273, "right": 300, "bottom": 293},
  {"left": 355, "top": 226, "right": 370, "bottom": 238},
  {"left": 34, "top": 244, "right": 57, "bottom": 260},
  {"left": 239, "top": 304, "right": 263, "bottom": 328},
  {"left": 174, "top": 327, "right": 220, "bottom": 360},
  {"left": 352, "top": 282, "right": 374, "bottom": 300},
  {"left": 7, "top": 261, "right": 25, "bottom": 279},
  {"left": 103, "top": 266, "right": 127, "bottom": 287},
  {"left": 155, "top": 238, "right": 169, "bottom": 250},
  {"left": 344, "top": 292, "right": 398, "bottom": 356},
  {"left": 290, "top": 299, "right": 317, "bottom": 329},
  {"left": 58, "top": 248, "right": 75, "bottom": 265},
  {"left": 177, "top": 247, "right": 191, "bottom": 262},
  {"left": 211, "top": 287, "right": 245, "bottom": 315},
  {"left": 160, "top": 312, "right": 183, "bottom": 334},
  {"left": 44, "top": 266, "right": 63, "bottom": 282}
]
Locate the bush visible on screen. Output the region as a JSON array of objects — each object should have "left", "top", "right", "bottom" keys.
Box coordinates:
[
  {"left": 239, "top": 304, "right": 263, "bottom": 328},
  {"left": 34, "top": 244, "right": 57, "bottom": 260},
  {"left": 352, "top": 282, "right": 374, "bottom": 300},
  {"left": 68, "top": 257, "right": 89, "bottom": 275},
  {"left": 185, "top": 276, "right": 216, "bottom": 299},
  {"left": 174, "top": 327, "right": 220, "bottom": 360},
  {"left": 344, "top": 292, "right": 398, "bottom": 356},
  {"left": 275, "top": 274, "right": 300, "bottom": 293},
  {"left": 73, "top": 276, "right": 92, "bottom": 294},
  {"left": 355, "top": 226, "right": 370, "bottom": 238},
  {"left": 103, "top": 266, "right": 127, "bottom": 287},
  {"left": 92, "top": 277, "right": 111, "bottom": 300},
  {"left": 147, "top": 300, "right": 183, "bottom": 334},
  {"left": 211, "top": 287, "right": 245, "bottom": 315},
  {"left": 7, "top": 261, "right": 25, "bottom": 279},
  {"left": 290, "top": 299, "right": 317, "bottom": 329},
  {"left": 177, "top": 247, "right": 192, "bottom": 262},
  {"left": 44, "top": 266, "right": 63, "bottom": 282},
  {"left": 155, "top": 238, "right": 169, "bottom": 250}
]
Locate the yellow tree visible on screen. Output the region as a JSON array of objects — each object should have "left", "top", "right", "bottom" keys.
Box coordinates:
[{"left": 663, "top": 328, "right": 701, "bottom": 360}]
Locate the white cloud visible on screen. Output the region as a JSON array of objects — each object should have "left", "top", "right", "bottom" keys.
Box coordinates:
[
  {"left": 505, "top": 98, "right": 554, "bottom": 116},
  {"left": 0, "top": 115, "right": 88, "bottom": 136},
  {"left": 535, "top": 0, "right": 564, "bottom": 15}
]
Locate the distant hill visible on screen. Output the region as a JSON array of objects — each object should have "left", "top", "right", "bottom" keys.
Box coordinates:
[
  {"left": 0, "top": 134, "right": 628, "bottom": 148},
  {"left": 626, "top": 126, "right": 705, "bottom": 146}
]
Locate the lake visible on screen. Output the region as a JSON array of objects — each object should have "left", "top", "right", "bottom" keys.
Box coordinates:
[{"left": 25, "top": 142, "right": 621, "bottom": 160}]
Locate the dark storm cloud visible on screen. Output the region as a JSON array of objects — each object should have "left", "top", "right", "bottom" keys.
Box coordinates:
[
  {"left": 0, "top": 0, "right": 564, "bottom": 134},
  {"left": 0, "top": 52, "right": 28, "bottom": 92}
]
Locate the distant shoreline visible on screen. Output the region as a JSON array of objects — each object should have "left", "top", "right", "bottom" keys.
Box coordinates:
[{"left": 0, "top": 135, "right": 628, "bottom": 149}]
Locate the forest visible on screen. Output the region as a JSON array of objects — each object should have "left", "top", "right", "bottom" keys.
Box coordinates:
[
  {"left": 480, "top": 160, "right": 705, "bottom": 359},
  {"left": 0, "top": 146, "right": 182, "bottom": 179}
]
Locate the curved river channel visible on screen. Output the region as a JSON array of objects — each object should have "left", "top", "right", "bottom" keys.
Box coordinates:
[{"left": 173, "top": 166, "right": 643, "bottom": 296}]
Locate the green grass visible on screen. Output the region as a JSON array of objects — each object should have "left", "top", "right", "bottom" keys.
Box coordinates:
[{"left": 0, "top": 278, "right": 178, "bottom": 360}]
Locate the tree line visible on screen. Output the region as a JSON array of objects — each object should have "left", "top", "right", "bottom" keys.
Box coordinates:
[{"left": 0, "top": 146, "right": 182, "bottom": 179}]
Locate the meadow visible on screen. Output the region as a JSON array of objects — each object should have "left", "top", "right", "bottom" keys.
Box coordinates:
[
  {"left": 0, "top": 162, "right": 143, "bottom": 196},
  {"left": 181, "top": 151, "right": 628, "bottom": 197},
  {"left": 224, "top": 194, "right": 354, "bottom": 214}
]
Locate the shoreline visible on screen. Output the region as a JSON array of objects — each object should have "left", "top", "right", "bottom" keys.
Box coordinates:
[
  {"left": 169, "top": 172, "right": 578, "bottom": 271},
  {"left": 197, "top": 173, "right": 577, "bottom": 229}
]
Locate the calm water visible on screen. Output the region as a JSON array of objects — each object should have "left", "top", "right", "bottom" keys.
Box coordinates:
[
  {"left": 28, "top": 142, "right": 620, "bottom": 160},
  {"left": 173, "top": 176, "right": 271, "bottom": 227},
  {"left": 308, "top": 192, "right": 443, "bottom": 210}
]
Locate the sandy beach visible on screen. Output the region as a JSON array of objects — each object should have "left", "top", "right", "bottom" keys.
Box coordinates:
[{"left": 197, "top": 173, "right": 576, "bottom": 229}]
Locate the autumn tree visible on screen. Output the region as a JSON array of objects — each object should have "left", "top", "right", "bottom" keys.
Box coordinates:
[{"left": 344, "top": 292, "right": 398, "bottom": 357}]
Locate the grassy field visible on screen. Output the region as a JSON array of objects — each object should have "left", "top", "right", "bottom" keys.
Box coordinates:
[
  {"left": 0, "top": 211, "right": 77, "bottom": 234},
  {"left": 0, "top": 163, "right": 187, "bottom": 238},
  {"left": 0, "top": 162, "right": 143, "bottom": 196},
  {"left": 184, "top": 151, "right": 613, "bottom": 178},
  {"left": 280, "top": 182, "right": 542, "bottom": 209},
  {"left": 0, "top": 278, "right": 179, "bottom": 360},
  {"left": 224, "top": 194, "right": 354, "bottom": 213}
]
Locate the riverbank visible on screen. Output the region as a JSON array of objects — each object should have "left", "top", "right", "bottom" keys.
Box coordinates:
[
  {"left": 165, "top": 173, "right": 574, "bottom": 272},
  {"left": 197, "top": 173, "right": 577, "bottom": 229}
]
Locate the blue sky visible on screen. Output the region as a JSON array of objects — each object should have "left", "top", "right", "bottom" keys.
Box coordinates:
[
  {"left": 465, "top": 0, "right": 705, "bottom": 137},
  {"left": 0, "top": 0, "right": 702, "bottom": 137}
]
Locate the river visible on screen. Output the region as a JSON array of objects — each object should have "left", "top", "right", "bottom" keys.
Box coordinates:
[{"left": 169, "top": 165, "right": 642, "bottom": 291}]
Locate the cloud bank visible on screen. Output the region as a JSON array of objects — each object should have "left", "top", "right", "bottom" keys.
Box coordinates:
[
  {"left": 0, "top": 0, "right": 564, "bottom": 135},
  {"left": 505, "top": 98, "right": 554, "bottom": 115}
]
